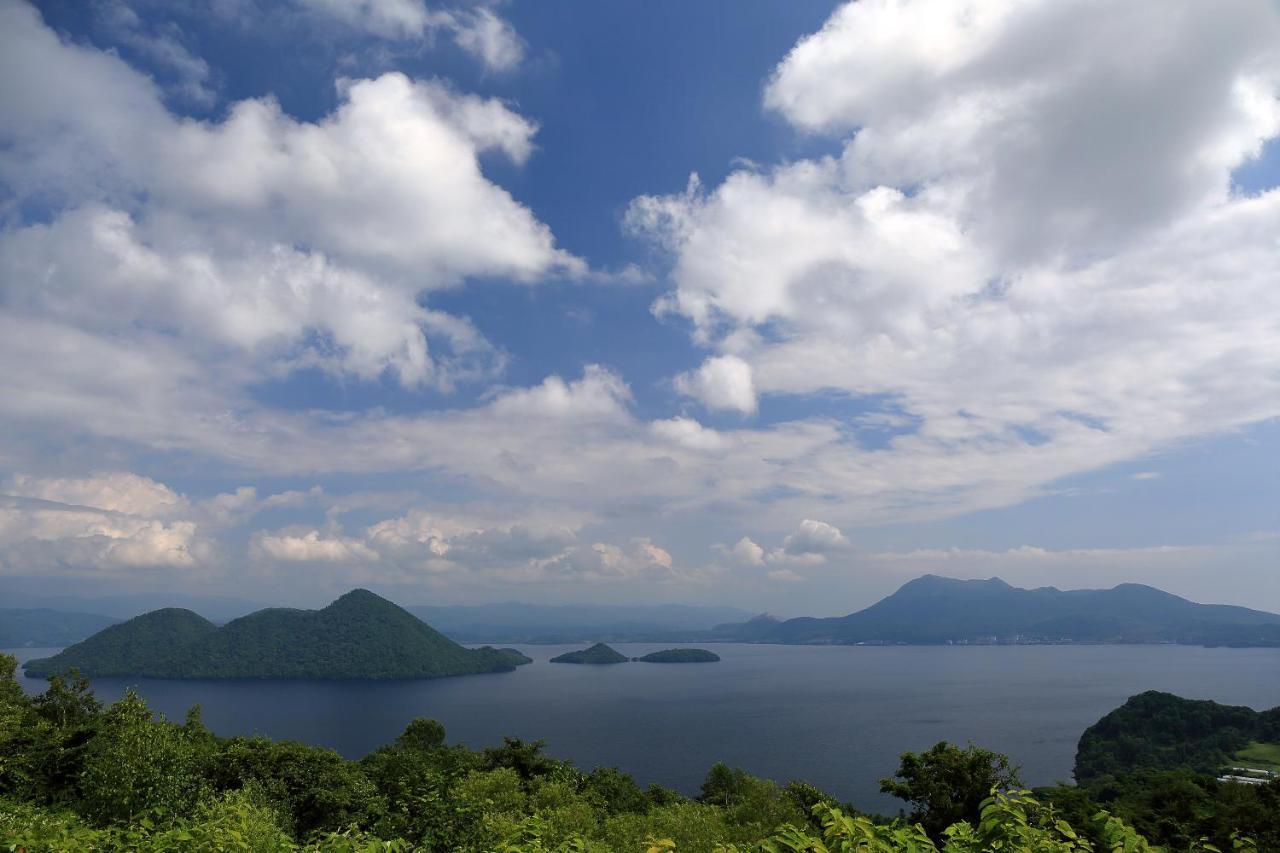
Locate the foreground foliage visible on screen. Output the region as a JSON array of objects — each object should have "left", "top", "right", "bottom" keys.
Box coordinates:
[{"left": 1, "top": 653, "right": 1273, "bottom": 851}]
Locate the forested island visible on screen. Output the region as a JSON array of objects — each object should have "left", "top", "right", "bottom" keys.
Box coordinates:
[
  {"left": 22, "top": 590, "right": 528, "bottom": 680},
  {"left": 634, "top": 648, "right": 720, "bottom": 663},
  {"left": 1, "top": 654, "right": 1276, "bottom": 851},
  {"left": 548, "top": 642, "right": 628, "bottom": 664},
  {"left": 712, "top": 575, "right": 1280, "bottom": 646}
]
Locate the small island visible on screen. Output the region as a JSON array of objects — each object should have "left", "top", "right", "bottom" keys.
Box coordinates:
[
  {"left": 549, "top": 642, "right": 628, "bottom": 664},
  {"left": 634, "top": 648, "right": 720, "bottom": 663}
]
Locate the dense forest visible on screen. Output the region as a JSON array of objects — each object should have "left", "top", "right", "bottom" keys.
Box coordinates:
[
  {"left": 23, "top": 590, "right": 528, "bottom": 680},
  {"left": 3, "top": 654, "right": 1277, "bottom": 851},
  {"left": 1075, "top": 691, "right": 1280, "bottom": 782},
  {"left": 1032, "top": 691, "right": 1280, "bottom": 850}
]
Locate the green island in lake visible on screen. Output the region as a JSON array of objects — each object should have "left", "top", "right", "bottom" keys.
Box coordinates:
[
  {"left": 548, "top": 642, "right": 628, "bottom": 664},
  {"left": 634, "top": 648, "right": 720, "bottom": 663},
  {"left": 22, "top": 589, "right": 531, "bottom": 680}
]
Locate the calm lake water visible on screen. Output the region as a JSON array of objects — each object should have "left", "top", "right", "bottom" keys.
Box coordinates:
[{"left": 9, "top": 643, "right": 1280, "bottom": 812}]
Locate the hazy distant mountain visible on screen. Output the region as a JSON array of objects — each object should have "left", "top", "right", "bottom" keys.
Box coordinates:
[
  {"left": 0, "top": 580, "right": 266, "bottom": 622},
  {"left": 24, "top": 589, "right": 526, "bottom": 679},
  {"left": 0, "top": 608, "right": 121, "bottom": 647},
  {"left": 710, "top": 575, "right": 1280, "bottom": 646},
  {"left": 408, "top": 601, "right": 753, "bottom": 643}
]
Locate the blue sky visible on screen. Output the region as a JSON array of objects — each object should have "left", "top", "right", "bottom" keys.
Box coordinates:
[{"left": 0, "top": 0, "right": 1277, "bottom": 615}]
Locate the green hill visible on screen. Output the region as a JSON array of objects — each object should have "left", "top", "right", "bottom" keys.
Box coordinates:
[
  {"left": 22, "top": 608, "right": 217, "bottom": 677},
  {"left": 549, "top": 642, "right": 627, "bottom": 664},
  {"left": 1074, "top": 691, "right": 1280, "bottom": 783},
  {"left": 712, "top": 575, "right": 1280, "bottom": 646},
  {"left": 23, "top": 590, "right": 522, "bottom": 680},
  {"left": 635, "top": 648, "right": 720, "bottom": 663}
]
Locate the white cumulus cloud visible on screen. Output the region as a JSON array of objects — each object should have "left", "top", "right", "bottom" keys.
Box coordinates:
[
  {"left": 0, "top": 472, "right": 209, "bottom": 572},
  {"left": 629, "top": 0, "right": 1280, "bottom": 525},
  {"left": 0, "top": 2, "right": 577, "bottom": 394},
  {"left": 717, "top": 536, "right": 766, "bottom": 567},
  {"left": 769, "top": 519, "right": 852, "bottom": 565},
  {"left": 674, "top": 355, "right": 758, "bottom": 415},
  {"left": 253, "top": 529, "right": 381, "bottom": 564}
]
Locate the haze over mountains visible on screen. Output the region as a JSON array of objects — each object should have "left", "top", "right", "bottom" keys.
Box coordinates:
[
  {"left": 12, "top": 576, "right": 1280, "bottom": 667},
  {"left": 0, "top": 580, "right": 269, "bottom": 622},
  {"left": 0, "top": 609, "right": 120, "bottom": 648},
  {"left": 406, "top": 602, "right": 752, "bottom": 643},
  {"left": 0, "top": 597, "right": 752, "bottom": 648},
  {"left": 711, "top": 576, "right": 1280, "bottom": 646}
]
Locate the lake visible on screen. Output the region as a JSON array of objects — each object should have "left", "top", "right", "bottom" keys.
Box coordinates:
[{"left": 9, "top": 643, "right": 1280, "bottom": 813}]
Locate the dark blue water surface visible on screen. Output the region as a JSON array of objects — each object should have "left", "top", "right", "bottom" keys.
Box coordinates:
[{"left": 10, "top": 644, "right": 1280, "bottom": 812}]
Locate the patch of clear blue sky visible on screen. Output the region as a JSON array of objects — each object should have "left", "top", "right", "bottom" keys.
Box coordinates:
[
  {"left": 866, "top": 419, "right": 1280, "bottom": 553},
  {"left": 1234, "top": 137, "right": 1280, "bottom": 194}
]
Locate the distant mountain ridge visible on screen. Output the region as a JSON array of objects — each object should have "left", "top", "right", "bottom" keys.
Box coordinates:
[
  {"left": 0, "top": 608, "right": 121, "bottom": 647},
  {"left": 23, "top": 590, "right": 528, "bottom": 680},
  {"left": 0, "top": 580, "right": 267, "bottom": 622},
  {"left": 407, "top": 601, "right": 752, "bottom": 643},
  {"left": 710, "top": 575, "right": 1280, "bottom": 646}
]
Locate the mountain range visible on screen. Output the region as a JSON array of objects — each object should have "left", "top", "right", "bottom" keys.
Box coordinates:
[
  {"left": 0, "top": 609, "right": 120, "bottom": 648},
  {"left": 709, "top": 575, "right": 1280, "bottom": 646},
  {"left": 23, "top": 589, "right": 530, "bottom": 679},
  {"left": 405, "top": 601, "right": 752, "bottom": 643},
  {"left": 16, "top": 576, "right": 1280, "bottom": 677}
]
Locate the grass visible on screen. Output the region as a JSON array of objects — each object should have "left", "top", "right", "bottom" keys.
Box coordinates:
[{"left": 1230, "top": 741, "right": 1280, "bottom": 774}]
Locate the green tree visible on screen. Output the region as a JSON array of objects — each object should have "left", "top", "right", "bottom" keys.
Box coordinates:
[
  {"left": 699, "top": 763, "right": 750, "bottom": 808},
  {"left": 581, "top": 766, "right": 648, "bottom": 815},
  {"left": 207, "top": 736, "right": 382, "bottom": 838},
  {"left": 79, "top": 690, "right": 209, "bottom": 824},
  {"left": 396, "top": 717, "right": 447, "bottom": 752},
  {"left": 879, "top": 741, "right": 1021, "bottom": 839},
  {"left": 0, "top": 654, "right": 35, "bottom": 795},
  {"left": 32, "top": 669, "right": 100, "bottom": 730},
  {"left": 483, "top": 737, "right": 560, "bottom": 781}
]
